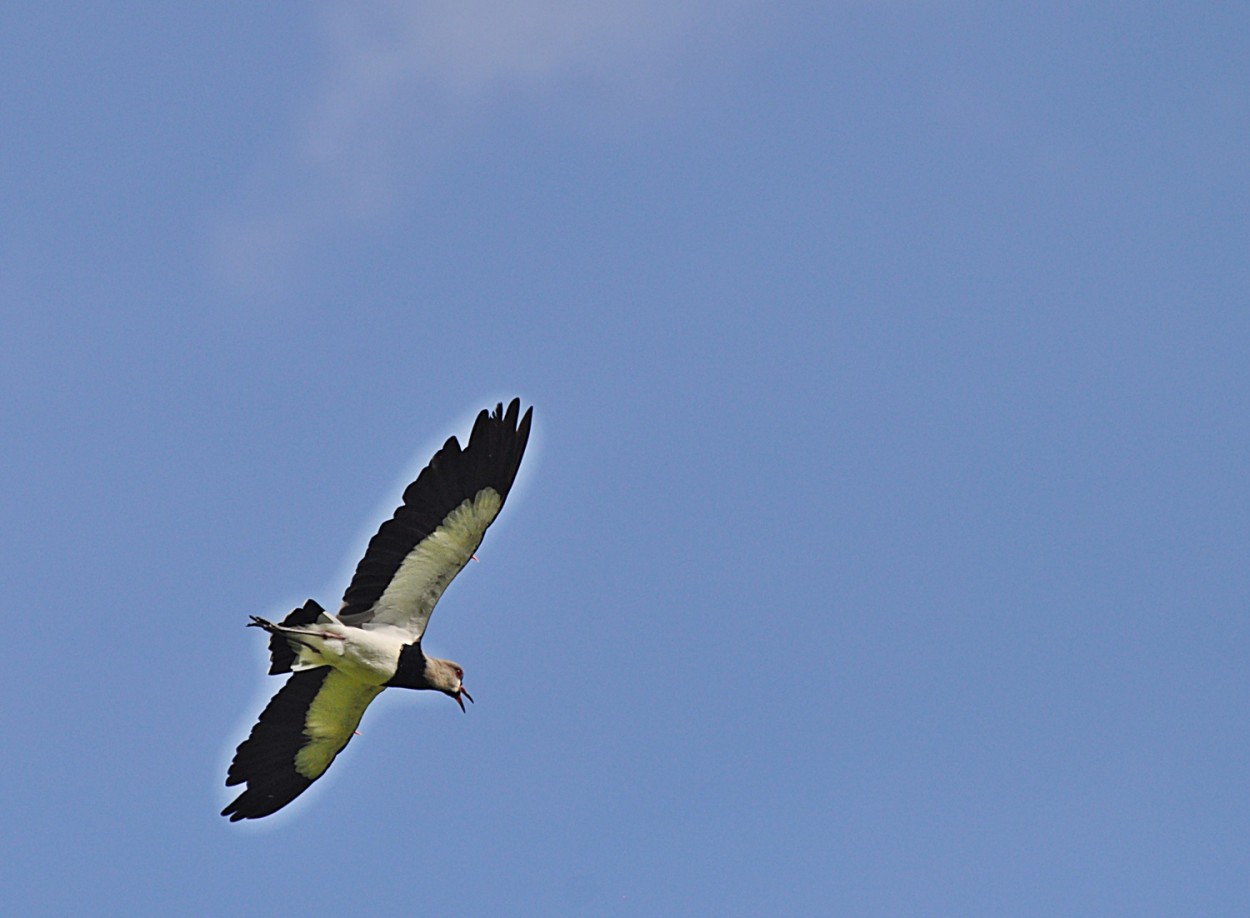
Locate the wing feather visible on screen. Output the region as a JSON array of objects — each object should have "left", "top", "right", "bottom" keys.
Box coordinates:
[
  {"left": 338, "top": 399, "right": 531, "bottom": 639},
  {"left": 222, "top": 669, "right": 383, "bottom": 821}
]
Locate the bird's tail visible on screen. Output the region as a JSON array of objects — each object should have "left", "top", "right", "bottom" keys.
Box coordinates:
[{"left": 251, "top": 599, "right": 331, "bottom": 675}]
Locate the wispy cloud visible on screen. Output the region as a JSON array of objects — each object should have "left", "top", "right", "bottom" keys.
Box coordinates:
[{"left": 208, "top": 0, "right": 725, "bottom": 298}]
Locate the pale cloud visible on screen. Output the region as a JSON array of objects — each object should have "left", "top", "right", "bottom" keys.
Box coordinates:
[{"left": 208, "top": 0, "right": 729, "bottom": 299}]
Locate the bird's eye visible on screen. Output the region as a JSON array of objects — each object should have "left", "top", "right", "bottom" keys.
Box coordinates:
[{"left": 454, "top": 666, "right": 463, "bottom": 679}]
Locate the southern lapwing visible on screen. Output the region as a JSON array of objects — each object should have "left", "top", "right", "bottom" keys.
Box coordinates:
[{"left": 221, "top": 399, "right": 532, "bottom": 821}]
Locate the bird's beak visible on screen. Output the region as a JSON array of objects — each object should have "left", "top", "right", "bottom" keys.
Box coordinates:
[{"left": 455, "top": 687, "right": 474, "bottom": 712}]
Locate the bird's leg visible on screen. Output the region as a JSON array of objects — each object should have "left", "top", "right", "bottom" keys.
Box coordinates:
[{"left": 249, "top": 615, "right": 346, "bottom": 642}]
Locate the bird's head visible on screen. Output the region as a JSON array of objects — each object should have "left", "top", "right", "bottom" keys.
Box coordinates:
[{"left": 430, "top": 657, "right": 474, "bottom": 712}]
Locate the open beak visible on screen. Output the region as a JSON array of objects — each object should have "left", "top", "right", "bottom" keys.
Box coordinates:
[{"left": 455, "top": 687, "right": 474, "bottom": 712}]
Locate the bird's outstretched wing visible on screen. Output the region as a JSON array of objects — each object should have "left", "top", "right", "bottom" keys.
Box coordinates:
[
  {"left": 222, "top": 669, "right": 383, "bottom": 821},
  {"left": 336, "top": 398, "right": 532, "bottom": 641}
]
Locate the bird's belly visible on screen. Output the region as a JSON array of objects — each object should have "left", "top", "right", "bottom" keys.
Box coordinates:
[{"left": 299, "top": 627, "right": 402, "bottom": 685}]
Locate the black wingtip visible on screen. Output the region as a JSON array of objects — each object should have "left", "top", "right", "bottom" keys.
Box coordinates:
[{"left": 222, "top": 670, "right": 328, "bottom": 821}]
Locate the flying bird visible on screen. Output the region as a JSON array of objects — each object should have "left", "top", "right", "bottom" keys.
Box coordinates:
[{"left": 222, "top": 398, "right": 532, "bottom": 821}]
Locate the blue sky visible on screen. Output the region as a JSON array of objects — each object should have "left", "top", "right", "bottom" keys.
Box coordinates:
[{"left": 2, "top": 3, "right": 1247, "bottom": 914}]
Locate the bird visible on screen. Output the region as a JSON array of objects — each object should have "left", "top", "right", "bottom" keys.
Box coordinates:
[{"left": 221, "top": 398, "right": 532, "bottom": 821}]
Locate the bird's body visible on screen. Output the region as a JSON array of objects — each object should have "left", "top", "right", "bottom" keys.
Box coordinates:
[
  {"left": 252, "top": 616, "right": 407, "bottom": 685},
  {"left": 222, "top": 399, "right": 532, "bottom": 821}
]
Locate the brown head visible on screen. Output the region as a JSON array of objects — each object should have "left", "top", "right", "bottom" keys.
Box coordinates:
[{"left": 426, "top": 656, "right": 474, "bottom": 712}]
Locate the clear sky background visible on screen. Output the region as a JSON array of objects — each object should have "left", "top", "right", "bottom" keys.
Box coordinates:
[{"left": 2, "top": 3, "right": 1247, "bottom": 915}]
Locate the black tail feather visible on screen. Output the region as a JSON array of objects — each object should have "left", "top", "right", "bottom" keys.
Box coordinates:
[{"left": 256, "top": 599, "right": 326, "bottom": 675}]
